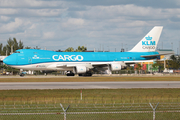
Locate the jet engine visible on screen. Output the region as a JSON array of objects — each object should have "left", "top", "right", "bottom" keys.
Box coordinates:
[
  {"left": 111, "top": 64, "right": 121, "bottom": 71},
  {"left": 76, "top": 66, "right": 88, "bottom": 73}
]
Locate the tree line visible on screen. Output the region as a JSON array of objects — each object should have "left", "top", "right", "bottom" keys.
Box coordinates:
[
  {"left": 64, "top": 46, "right": 87, "bottom": 52},
  {"left": 0, "top": 38, "right": 24, "bottom": 56},
  {"left": 0, "top": 38, "right": 87, "bottom": 56},
  {"left": 0, "top": 38, "right": 40, "bottom": 56}
]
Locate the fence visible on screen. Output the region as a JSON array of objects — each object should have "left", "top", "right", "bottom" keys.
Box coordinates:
[
  {"left": 0, "top": 102, "right": 180, "bottom": 120},
  {"left": 0, "top": 96, "right": 180, "bottom": 119}
]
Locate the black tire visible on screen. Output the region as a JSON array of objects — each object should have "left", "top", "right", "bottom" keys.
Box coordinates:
[
  {"left": 85, "top": 73, "right": 92, "bottom": 76},
  {"left": 78, "top": 74, "right": 83, "bottom": 76},
  {"left": 79, "top": 73, "right": 92, "bottom": 77},
  {"left": 67, "top": 73, "right": 75, "bottom": 76},
  {"left": 20, "top": 73, "right": 24, "bottom": 77},
  {"left": 88, "top": 73, "right": 92, "bottom": 76}
]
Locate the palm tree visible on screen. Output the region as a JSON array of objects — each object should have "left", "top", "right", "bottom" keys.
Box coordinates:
[
  {"left": 64, "top": 47, "right": 74, "bottom": 52},
  {"left": 135, "top": 63, "right": 142, "bottom": 74},
  {"left": 75, "top": 46, "right": 87, "bottom": 52},
  {"left": 168, "top": 55, "right": 180, "bottom": 69}
]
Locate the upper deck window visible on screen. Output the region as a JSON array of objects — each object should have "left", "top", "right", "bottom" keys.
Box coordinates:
[{"left": 14, "top": 51, "right": 20, "bottom": 53}]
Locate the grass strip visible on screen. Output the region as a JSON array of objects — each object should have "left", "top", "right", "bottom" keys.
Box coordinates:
[
  {"left": 0, "top": 76, "right": 180, "bottom": 82},
  {"left": 0, "top": 89, "right": 180, "bottom": 104}
]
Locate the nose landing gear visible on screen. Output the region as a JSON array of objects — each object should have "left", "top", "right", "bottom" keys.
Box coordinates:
[{"left": 19, "top": 73, "right": 25, "bottom": 77}]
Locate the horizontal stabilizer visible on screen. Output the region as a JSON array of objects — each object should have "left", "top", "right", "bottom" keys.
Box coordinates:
[
  {"left": 124, "top": 60, "right": 154, "bottom": 64},
  {"left": 141, "top": 53, "right": 174, "bottom": 58}
]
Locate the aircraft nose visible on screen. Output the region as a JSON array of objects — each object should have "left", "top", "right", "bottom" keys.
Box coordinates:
[
  {"left": 3, "top": 56, "right": 16, "bottom": 65},
  {"left": 3, "top": 57, "right": 10, "bottom": 65}
]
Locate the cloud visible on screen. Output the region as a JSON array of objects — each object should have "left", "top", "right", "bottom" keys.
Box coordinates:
[
  {"left": 25, "top": 9, "right": 67, "bottom": 17},
  {"left": 73, "top": 5, "right": 165, "bottom": 22},
  {"left": 0, "top": 18, "right": 30, "bottom": 33},
  {"left": 0, "top": 0, "right": 180, "bottom": 52},
  {"left": 0, "top": 8, "right": 67, "bottom": 18},
  {"left": 42, "top": 32, "right": 55, "bottom": 39},
  {"left": 64, "top": 0, "right": 180, "bottom": 8},
  {"left": 61, "top": 18, "right": 85, "bottom": 30},
  {"left": 0, "top": 8, "right": 18, "bottom": 15},
  {"left": 0, "top": 0, "right": 67, "bottom": 8},
  {"left": 0, "top": 16, "right": 10, "bottom": 22}
]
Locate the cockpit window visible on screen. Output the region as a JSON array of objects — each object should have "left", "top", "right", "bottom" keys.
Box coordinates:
[{"left": 14, "top": 51, "right": 20, "bottom": 53}]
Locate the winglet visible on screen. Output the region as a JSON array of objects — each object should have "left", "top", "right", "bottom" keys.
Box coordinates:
[{"left": 129, "top": 26, "right": 163, "bottom": 52}]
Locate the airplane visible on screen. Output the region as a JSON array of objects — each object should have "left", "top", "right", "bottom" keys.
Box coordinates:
[{"left": 3, "top": 26, "right": 166, "bottom": 76}]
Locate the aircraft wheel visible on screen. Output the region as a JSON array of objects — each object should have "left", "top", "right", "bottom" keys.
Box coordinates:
[
  {"left": 86, "top": 73, "right": 92, "bottom": 76},
  {"left": 67, "top": 73, "right": 75, "bottom": 76},
  {"left": 20, "top": 73, "right": 24, "bottom": 77},
  {"left": 78, "top": 74, "right": 83, "bottom": 76},
  {"left": 79, "top": 73, "right": 92, "bottom": 77}
]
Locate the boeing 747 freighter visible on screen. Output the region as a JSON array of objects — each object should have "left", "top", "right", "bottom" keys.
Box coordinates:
[{"left": 3, "top": 26, "right": 165, "bottom": 76}]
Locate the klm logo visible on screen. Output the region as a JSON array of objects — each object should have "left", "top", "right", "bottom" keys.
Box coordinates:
[
  {"left": 142, "top": 41, "right": 156, "bottom": 46},
  {"left": 145, "top": 36, "right": 152, "bottom": 40},
  {"left": 142, "top": 35, "right": 156, "bottom": 49},
  {"left": 142, "top": 36, "right": 156, "bottom": 46},
  {"left": 32, "top": 55, "right": 40, "bottom": 59}
]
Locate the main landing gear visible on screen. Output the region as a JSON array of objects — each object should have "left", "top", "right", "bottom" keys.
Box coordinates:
[
  {"left": 66, "top": 71, "right": 75, "bottom": 76},
  {"left": 78, "top": 72, "right": 92, "bottom": 77},
  {"left": 66, "top": 71, "right": 92, "bottom": 76}
]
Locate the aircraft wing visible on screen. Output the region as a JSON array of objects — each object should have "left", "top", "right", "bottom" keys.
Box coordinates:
[
  {"left": 91, "top": 61, "right": 126, "bottom": 66},
  {"left": 49, "top": 61, "right": 127, "bottom": 72},
  {"left": 55, "top": 61, "right": 126, "bottom": 68},
  {"left": 124, "top": 60, "right": 154, "bottom": 64},
  {"left": 53, "top": 63, "right": 94, "bottom": 69},
  {"left": 66, "top": 63, "right": 94, "bottom": 69}
]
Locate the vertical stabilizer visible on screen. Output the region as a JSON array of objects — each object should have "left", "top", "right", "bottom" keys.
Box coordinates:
[{"left": 129, "top": 26, "right": 163, "bottom": 52}]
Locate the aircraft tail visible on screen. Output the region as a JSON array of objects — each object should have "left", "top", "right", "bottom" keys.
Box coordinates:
[{"left": 129, "top": 26, "right": 163, "bottom": 52}]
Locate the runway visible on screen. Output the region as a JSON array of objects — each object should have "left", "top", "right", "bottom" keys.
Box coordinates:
[{"left": 0, "top": 81, "right": 180, "bottom": 90}]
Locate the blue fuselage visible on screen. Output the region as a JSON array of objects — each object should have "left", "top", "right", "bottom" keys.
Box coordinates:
[{"left": 3, "top": 49, "right": 159, "bottom": 66}]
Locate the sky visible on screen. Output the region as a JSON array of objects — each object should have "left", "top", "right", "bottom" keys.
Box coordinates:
[{"left": 0, "top": 0, "right": 180, "bottom": 53}]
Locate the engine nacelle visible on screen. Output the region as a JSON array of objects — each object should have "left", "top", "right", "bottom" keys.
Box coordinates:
[
  {"left": 111, "top": 64, "right": 121, "bottom": 71},
  {"left": 76, "top": 66, "right": 87, "bottom": 73}
]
